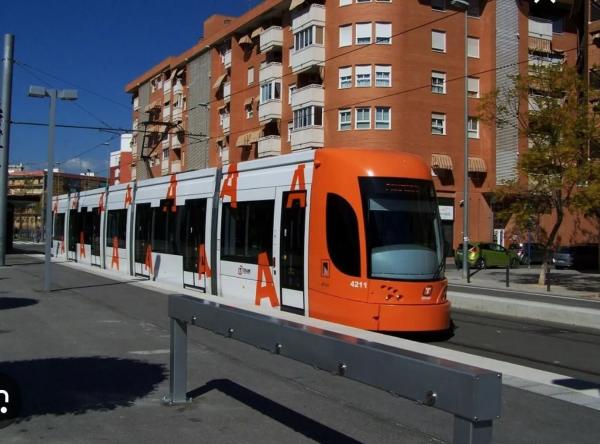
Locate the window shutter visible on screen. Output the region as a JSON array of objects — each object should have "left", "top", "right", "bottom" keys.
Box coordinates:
[
  {"left": 339, "top": 25, "right": 352, "bottom": 47},
  {"left": 467, "top": 77, "right": 479, "bottom": 95},
  {"left": 356, "top": 23, "right": 372, "bottom": 43},
  {"left": 375, "top": 22, "right": 391, "bottom": 42},
  {"left": 432, "top": 30, "right": 446, "bottom": 51},
  {"left": 468, "top": 37, "right": 480, "bottom": 58}
]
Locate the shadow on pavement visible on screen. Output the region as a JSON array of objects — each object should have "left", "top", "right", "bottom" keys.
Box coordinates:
[
  {"left": 50, "top": 280, "right": 142, "bottom": 293},
  {"left": 0, "top": 357, "right": 166, "bottom": 422},
  {"left": 188, "top": 379, "right": 362, "bottom": 444},
  {"left": 0, "top": 297, "right": 39, "bottom": 311},
  {"left": 552, "top": 378, "right": 600, "bottom": 396},
  {"left": 487, "top": 271, "right": 600, "bottom": 293}
]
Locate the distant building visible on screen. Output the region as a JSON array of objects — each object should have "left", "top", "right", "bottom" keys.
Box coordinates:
[
  {"left": 124, "top": 0, "right": 599, "bottom": 250},
  {"left": 8, "top": 169, "right": 106, "bottom": 239}
]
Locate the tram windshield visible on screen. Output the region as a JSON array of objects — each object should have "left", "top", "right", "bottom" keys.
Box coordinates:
[{"left": 359, "top": 177, "right": 444, "bottom": 281}]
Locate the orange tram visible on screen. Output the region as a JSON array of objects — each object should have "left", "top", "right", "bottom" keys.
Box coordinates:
[{"left": 52, "top": 148, "right": 450, "bottom": 333}]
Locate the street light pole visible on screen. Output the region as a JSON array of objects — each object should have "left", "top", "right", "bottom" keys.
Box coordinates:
[
  {"left": 28, "top": 86, "right": 78, "bottom": 292},
  {"left": 451, "top": 0, "right": 470, "bottom": 279}
]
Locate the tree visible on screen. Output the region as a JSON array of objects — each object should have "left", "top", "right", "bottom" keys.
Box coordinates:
[{"left": 481, "top": 63, "right": 600, "bottom": 283}]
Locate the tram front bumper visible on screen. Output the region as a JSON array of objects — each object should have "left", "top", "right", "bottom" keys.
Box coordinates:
[{"left": 377, "top": 300, "right": 451, "bottom": 332}]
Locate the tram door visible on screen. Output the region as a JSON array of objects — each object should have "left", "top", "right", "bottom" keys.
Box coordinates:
[
  {"left": 279, "top": 190, "right": 306, "bottom": 315},
  {"left": 90, "top": 208, "right": 101, "bottom": 267},
  {"left": 182, "top": 198, "right": 207, "bottom": 290},
  {"left": 67, "top": 209, "right": 79, "bottom": 261}
]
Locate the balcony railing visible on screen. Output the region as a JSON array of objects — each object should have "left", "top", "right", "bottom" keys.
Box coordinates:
[
  {"left": 257, "top": 136, "right": 282, "bottom": 158},
  {"left": 291, "top": 84, "right": 324, "bottom": 110},
  {"left": 291, "top": 4, "right": 325, "bottom": 33},
  {"left": 260, "top": 26, "right": 283, "bottom": 53},
  {"left": 223, "top": 50, "right": 232, "bottom": 69},
  {"left": 259, "top": 62, "right": 282, "bottom": 83},
  {"left": 259, "top": 99, "right": 282, "bottom": 122},
  {"left": 290, "top": 126, "right": 323, "bottom": 151},
  {"left": 222, "top": 114, "right": 230, "bottom": 134},
  {"left": 223, "top": 82, "right": 231, "bottom": 102},
  {"left": 529, "top": 17, "right": 552, "bottom": 40},
  {"left": 171, "top": 160, "right": 182, "bottom": 173},
  {"left": 291, "top": 45, "right": 325, "bottom": 74}
]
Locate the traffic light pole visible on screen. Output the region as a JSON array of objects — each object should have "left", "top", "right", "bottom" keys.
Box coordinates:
[{"left": 0, "top": 34, "right": 15, "bottom": 266}]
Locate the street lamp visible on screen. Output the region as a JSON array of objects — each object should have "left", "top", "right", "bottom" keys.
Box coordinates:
[
  {"left": 451, "top": 0, "right": 470, "bottom": 279},
  {"left": 28, "top": 85, "right": 78, "bottom": 292}
]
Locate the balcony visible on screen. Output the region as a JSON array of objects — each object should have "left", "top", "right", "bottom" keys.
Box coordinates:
[
  {"left": 290, "top": 126, "right": 323, "bottom": 151},
  {"left": 161, "top": 161, "right": 169, "bottom": 176},
  {"left": 291, "top": 45, "right": 325, "bottom": 74},
  {"left": 221, "top": 147, "right": 229, "bottom": 165},
  {"left": 259, "top": 99, "right": 282, "bottom": 122},
  {"left": 260, "top": 26, "right": 283, "bottom": 53},
  {"left": 223, "top": 82, "right": 231, "bottom": 102},
  {"left": 257, "top": 136, "right": 281, "bottom": 158},
  {"left": 223, "top": 50, "right": 232, "bottom": 69},
  {"left": 171, "top": 160, "right": 182, "bottom": 173},
  {"left": 529, "top": 17, "right": 552, "bottom": 40},
  {"left": 291, "top": 4, "right": 325, "bottom": 33},
  {"left": 259, "top": 62, "right": 282, "bottom": 83},
  {"left": 222, "top": 114, "right": 231, "bottom": 134},
  {"left": 291, "top": 84, "right": 324, "bottom": 110},
  {"left": 173, "top": 80, "right": 184, "bottom": 93}
]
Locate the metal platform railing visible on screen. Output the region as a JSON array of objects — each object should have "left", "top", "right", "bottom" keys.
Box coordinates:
[{"left": 165, "top": 294, "right": 502, "bottom": 444}]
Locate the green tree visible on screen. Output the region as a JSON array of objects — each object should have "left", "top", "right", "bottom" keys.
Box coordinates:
[{"left": 481, "top": 63, "right": 600, "bottom": 283}]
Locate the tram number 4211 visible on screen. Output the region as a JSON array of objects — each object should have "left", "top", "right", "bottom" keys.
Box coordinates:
[{"left": 350, "top": 281, "right": 368, "bottom": 289}]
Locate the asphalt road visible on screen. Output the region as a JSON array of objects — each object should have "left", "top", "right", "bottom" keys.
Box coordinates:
[{"left": 1, "top": 255, "right": 599, "bottom": 443}]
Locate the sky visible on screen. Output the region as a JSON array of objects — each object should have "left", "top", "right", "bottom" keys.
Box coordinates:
[{"left": 0, "top": 0, "right": 262, "bottom": 177}]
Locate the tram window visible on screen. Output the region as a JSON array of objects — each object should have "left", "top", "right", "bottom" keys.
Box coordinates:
[
  {"left": 81, "top": 207, "right": 94, "bottom": 244},
  {"left": 106, "top": 209, "right": 128, "bottom": 248},
  {"left": 53, "top": 213, "right": 65, "bottom": 240},
  {"left": 153, "top": 199, "right": 185, "bottom": 255},
  {"left": 326, "top": 193, "right": 360, "bottom": 277},
  {"left": 221, "top": 200, "right": 274, "bottom": 264}
]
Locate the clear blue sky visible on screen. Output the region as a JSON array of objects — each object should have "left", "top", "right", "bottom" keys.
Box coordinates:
[{"left": 1, "top": 0, "right": 261, "bottom": 177}]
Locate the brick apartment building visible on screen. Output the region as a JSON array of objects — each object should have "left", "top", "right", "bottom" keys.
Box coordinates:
[
  {"left": 108, "top": 134, "right": 133, "bottom": 186},
  {"left": 124, "top": 0, "right": 599, "bottom": 251}
]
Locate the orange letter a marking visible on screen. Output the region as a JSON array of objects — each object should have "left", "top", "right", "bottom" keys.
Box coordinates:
[
  {"left": 197, "top": 244, "right": 211, "bottom": 278},
  {"left": 124, "top": 184, "right": 133, "bottom": 208},
  {"left": 255, "top": 252, "right": 279, "bottom": 308},
  {"left": 220, "top": 163, "right": 238, "bottom": 209},
  {"left": 286, "top": 164, "right": 306, "bottom": 208}
]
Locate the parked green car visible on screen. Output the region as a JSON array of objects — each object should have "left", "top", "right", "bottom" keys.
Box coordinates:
[{"left": 454, "top": 242, "right": 520, "bottom": 269}]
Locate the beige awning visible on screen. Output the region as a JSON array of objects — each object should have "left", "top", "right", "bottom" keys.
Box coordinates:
[
  {"left": 143, "top": 101, "right": 160, "bottom": 112},
  {"left": 431, "top": 153, "right": 453, "bottom": 171},
  {"left": 243, "top": 96, "right": 254, "bottom": 107},
  {"left": 236, "top": 129, "right": 261, "bottom": 147},
  {"left": 239, "top": 35, "right": 252, "bottom": 45},
  {"left": 216, "top": 136, "right": 224, "bottom": 144},
  {"left": 212, "top": 73, "right": 227, "bottom": 90},
  {"left": 217, "top": 104, "right": 228, "bottom": 112},
  {"left": 250, "top": 27, "right": 264, "bottom": 39},
  {"left": 528, "top": 36, "right": 551, "bottom": 53},
  {"left": 468, "top": 157, "right": 487, "bottom": 173},
  {"left": 289, "top": 0, "right": 306, "bottom": 11},
  {"left": 255, "top": 95, "right": 260, "bottom": 104}
]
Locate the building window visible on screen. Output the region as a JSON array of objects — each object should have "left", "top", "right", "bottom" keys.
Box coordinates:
[
  {"left": 356, "top": 23, "right": 372, "bottom": 45},
  {"left": 339, "top": 66, "right": 352, "bottom": 88},
  {"left": 295, "top": 25, "right": 324, "bottom": 51},
  {"left": 246, "top": 104, "right": 254, "bottom": 119},
  {"left": 261, "top": 81, "right": 281, "bottom": 102},
  {"left": 293, "top": 106, "right": 323, "bottom": 129},
  {"left": 339, "top": 24, "right": 352, "bottom": 47},
  {"left": 340, "top": 0, "right": 352, "bottom": 5},
  {"left": 467, "top": 77, "right": 480, "bottom": 98},
  {"left": 288, "top": 84, "right": 296, "bottom": 104},
  {"left": 355, "top": 65, "right": 371, "bottom": 87},
  {"left": 355, "top": 107, "right": 371, "bottom": 129},
  {"left": 339, "top": 109, "right": 352, "bottom": 130},
  {"left": 431, "top": 113, "right": 446, "bottom": 135},
  {"left": 288, "top": 122, "right": 293, "bottom": 142},
  {"left": 431, "top": 0, "right": 445, "bottom": 10},
  {"left": 375, "top": 106, "right": 391, "bottom": 129},
  {"left": 468, "top": 36, "right": 480, "bottom": 58},
  {"left": 432, "top": 30, "right": 446, "bottom": 52},
  {"left": 375, "top": 65, "right": 391, "bottom": 87},
  {"left": 468, "top": 0, "right": 480, "bottom": 17},
  {"left": 356, "top": 0, "right": 372, "bottom": 2},
  {"left": 162, "top": 148, "right": 169, "bottom": 160},
  {"left": 468, "top": 117, "right": 479, "bottom": 138},
  {"left": 247, "top": 67, "right": 254, "bottom": 85},
  {"left": 432, "top": 71, "right": 446, "bottom": 94},
  {"left": 375, "top": 22, "right": 392, "bottom": 44}
]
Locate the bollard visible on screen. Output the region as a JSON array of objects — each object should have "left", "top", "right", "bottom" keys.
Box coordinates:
[
  {"left": 467, "top": 261, "right": 470, "bottom": 284},
  {"left": 546, "top": 262, "right": 551, "bottom": 292},
  {"left": 506, "top": 265, "right": 510, "bottom": 288}
]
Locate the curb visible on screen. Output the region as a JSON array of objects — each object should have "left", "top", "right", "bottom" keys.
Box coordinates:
[{"left": 449, "top": 291, "right": 600, "bottom": 332}]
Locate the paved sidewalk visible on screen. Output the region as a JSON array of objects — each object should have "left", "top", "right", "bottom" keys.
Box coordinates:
[{"left": 445, "top": 261, "right": 600, "bottom": 301}]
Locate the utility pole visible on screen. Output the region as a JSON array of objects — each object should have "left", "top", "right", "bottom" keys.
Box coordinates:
[{"left": 0, "top": 34, "right": 15, "bottom": 266}]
